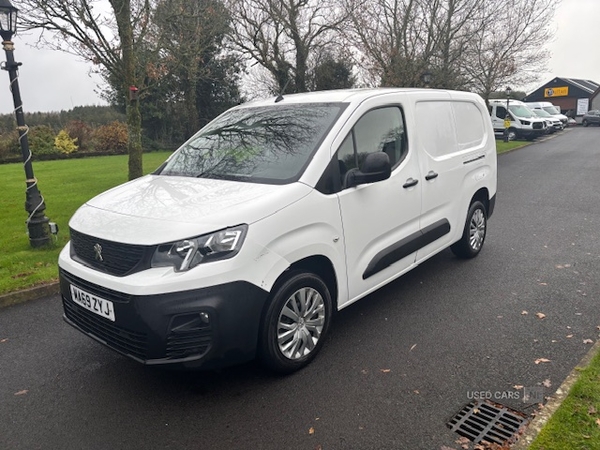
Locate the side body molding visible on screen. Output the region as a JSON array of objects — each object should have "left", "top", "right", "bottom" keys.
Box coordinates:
[{"left": 362, "top": 219, "right": 451, "bottom": 279}]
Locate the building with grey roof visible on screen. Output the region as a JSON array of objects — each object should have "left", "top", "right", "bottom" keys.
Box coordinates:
[{"left": 523, "top": 77, "right": 600, "bottom": 118}]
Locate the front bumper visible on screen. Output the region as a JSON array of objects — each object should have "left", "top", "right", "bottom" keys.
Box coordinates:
[
  {"left": 60, "top": 269, "right": 269, "bottom": 369},
  {"left": 517, "top": 128, "right": 546, "bottom": 139}
]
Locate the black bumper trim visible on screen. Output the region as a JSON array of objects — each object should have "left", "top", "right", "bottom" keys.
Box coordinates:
[{"left": 60, "top": 269, "right": 269, "bottom": 369}]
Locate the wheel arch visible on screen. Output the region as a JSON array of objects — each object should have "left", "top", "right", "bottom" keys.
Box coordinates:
[
  {"left": 470, "top": 188, "right": 490, "bottom": 215},
  {"left": 273, "top": 255, "right": 339, "bottom": 312}
]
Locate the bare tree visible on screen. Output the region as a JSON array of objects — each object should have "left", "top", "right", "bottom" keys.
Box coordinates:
[
  {"left": 346, "top": 0, "right": 557, "bottom": 93},
  {"left": 345, "top": 0, "right": 423, "bottom": 87},
  {"left": 154, "top": 0, "right": 232, "bottom": 137},
  {"left": 464, "top": 0, "right": 557, "bottom": 102},
  {"left": 19, "top": 0, "right": 156, "bottom": 179},
  {"left": 227, "top": 0, "right": 348, "bottom": 94}
]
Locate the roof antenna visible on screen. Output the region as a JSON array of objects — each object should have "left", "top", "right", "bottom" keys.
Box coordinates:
[{"left": 275, "top": 78, "right": 292, "bottom": 103}]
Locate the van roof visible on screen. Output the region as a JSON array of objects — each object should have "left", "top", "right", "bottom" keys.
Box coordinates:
[
  {"left": 489, "top": 98, "right": 525, "bottom": 105},
  {"left": 238, "top": 88, "right": 479, "bottom": 107}
]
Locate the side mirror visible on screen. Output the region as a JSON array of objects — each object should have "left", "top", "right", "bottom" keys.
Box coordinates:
[{"left": 346, "top": 152, "right": 391, "bottom": 188}]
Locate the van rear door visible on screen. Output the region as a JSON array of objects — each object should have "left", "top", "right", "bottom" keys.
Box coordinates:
[{"left": 414, "top": 96, "right": 490, "bottom": 261}]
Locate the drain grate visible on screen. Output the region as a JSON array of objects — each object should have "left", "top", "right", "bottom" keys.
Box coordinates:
[{"left": 447, "top": 400, "right": 528, "bottom": 445}]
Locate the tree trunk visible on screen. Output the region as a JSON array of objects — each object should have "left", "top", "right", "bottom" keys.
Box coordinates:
[
  {"left": 112, "top": 0, "right": 143, "bottom": 180},
  {"left": 127, "top": 99, "right": 143, "bottom": 179}
]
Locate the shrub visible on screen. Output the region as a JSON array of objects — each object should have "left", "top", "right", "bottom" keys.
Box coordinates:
[
  {"left": 66, "top": 120, "right": 92, "bottom": 152},
  {"left": 54, "top": 129, "right": 78, "bottom": 154},
  {"left": 93, "top": 121, "right": 128, "bottom": 154},
  {"left": 0, "top": 130, "right": 20, "bottom": 160},
  {"left": 28, "top": 125, "right": 59, "bottom": 156}
]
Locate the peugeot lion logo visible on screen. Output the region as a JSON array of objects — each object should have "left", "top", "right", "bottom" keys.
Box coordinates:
[{"left": 93, "top": 243, "right": 104, "bottom": 262}]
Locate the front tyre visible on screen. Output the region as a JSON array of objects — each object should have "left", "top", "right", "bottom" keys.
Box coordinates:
[
  {"left": 451, "top": 200, "right": 487, "bottom": 259},
  {"left": 259, "top": 271, "right": 332, "bottom": 373}
]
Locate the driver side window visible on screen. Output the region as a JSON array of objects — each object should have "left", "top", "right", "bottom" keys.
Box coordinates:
[{"left": 337, "top": 107, "right": 406, "bottom": 189}]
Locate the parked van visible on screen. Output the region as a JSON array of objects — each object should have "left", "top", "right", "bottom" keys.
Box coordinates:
[
  {"left": 59, "top": 88, "right": 497, "bottom": 373},
  {"left": 489, "top": 99, "right": 547, "bottom": 140},
  {"left": 524, "top": 101, "right": 568, "bottom": 127},
  {"left": 532, "top": 108, "right": 563, "bottom": 132}
]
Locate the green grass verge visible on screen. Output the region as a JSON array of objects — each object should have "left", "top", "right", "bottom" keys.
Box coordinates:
[
  {"left": 0, "top": 152, "right": 172, "bottom": 295},
  {"left": 496, "top": 140, "right": 529, "bottom": 154},
  {"left": 528, "top": 348, "right": 600, "bottom": 449},
  {"left": 0, "top": 139, "right": 525, "bottom": 297}
]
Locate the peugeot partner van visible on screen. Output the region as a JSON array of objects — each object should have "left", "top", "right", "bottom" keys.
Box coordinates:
[
  {"left": 59, "top": 89, "right": 497, "bottom": 373},
  {"left": 532, "top": 109, "right": 563, "bottom": 132},
  {"left": 524, "top": 101, "right": 568, "bottom": 127},
  {"left": 489, "top": 99, "right": 547, "bottom": 140}
]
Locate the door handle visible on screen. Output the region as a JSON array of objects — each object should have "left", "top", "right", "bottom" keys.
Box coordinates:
[
  {"left": 403, "top": 178, "right": 419, "bottom": 188},
  {"left": 425, "top": 171, "right": 438, "bottom": 181}
]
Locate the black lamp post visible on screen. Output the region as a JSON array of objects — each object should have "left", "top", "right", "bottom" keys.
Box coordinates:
[
  {"left": 420, "top": 70, "right": 433, "bottom": 88},
  {"left": 503, "top": 86, "right": 512, "bottom": 143},
  {"left": 1, "top": 0, "right": 52, "bottom": 247}
]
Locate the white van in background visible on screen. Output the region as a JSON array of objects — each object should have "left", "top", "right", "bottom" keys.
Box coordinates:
[
  {"left": 59, "top": 88, "right": 497, "bottom": 373},
  {"left": 524, "top": 101, "right": 568, "bottom": 127},
  {"left": 489, "top": 99, "right": 547, "bottom": 141},
  {"left": 532, "top": 109, "right": 563, "bottom": 132}
]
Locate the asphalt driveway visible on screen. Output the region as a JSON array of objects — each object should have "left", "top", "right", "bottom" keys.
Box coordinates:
[{"left": 1, "top": 127, "right": 599, "bottom": 450}]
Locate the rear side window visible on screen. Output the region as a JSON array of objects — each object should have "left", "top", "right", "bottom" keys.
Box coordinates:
[
  {"left": 415, "top": 101, "right": 458, "bottom": 158},
  {"left": 452, "top": 102, "right": 485, "bottom": 151}
]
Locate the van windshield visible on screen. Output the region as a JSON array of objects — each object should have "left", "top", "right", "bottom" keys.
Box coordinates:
[
  {"left": 509, "top": 105, "right": 535, "bottom": 118},
  {"left": 533, "top": 109, "right": 551, "bottom": 118},
  {"left": 157, "top": 103, "right": 345, "bottom": 184},
  {"left": 543, "top": 106, "right": 560, "bottom": 115}
]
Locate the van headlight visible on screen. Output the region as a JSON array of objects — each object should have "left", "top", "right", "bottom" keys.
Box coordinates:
[
  {"left": 521, "top": 120, "right": 530, "bottom": 125},
  {"left": 151, "top": 225, "right": 248, "bottom": 272}
]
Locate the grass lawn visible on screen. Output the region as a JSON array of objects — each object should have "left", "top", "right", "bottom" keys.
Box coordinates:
[
  {"left": 528, "top": 348, "right": 600, "bottom": 449},
  {"left": 0, "top": 152, "right": 172, "bottom": 295},
  {"left": 496, "top": 139, "right": 529, "bottom": 154},
  {"left": 0, "top": 140, "right": 523, "bottom": 297}
]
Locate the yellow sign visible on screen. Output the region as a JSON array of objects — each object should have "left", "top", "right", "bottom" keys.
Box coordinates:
[
  {"left": 504, "top": 119, "right": 511, "bottom": 129},
  {"left": 544, "top": 87, "right": 569, "bottom": 97}
]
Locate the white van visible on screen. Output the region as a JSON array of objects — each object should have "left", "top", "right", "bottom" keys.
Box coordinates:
[
  {"left": 58, "top": 89, "right": 497, "bottom": 373},
  {"left": 489, "top": 99, "right": 547, "bottom": 140},
  {"left": 532, "top": 108, "right": 564, "bottom": 132},
  {"left": 524, "top": 101, "right": 568, "bottom": 127}
]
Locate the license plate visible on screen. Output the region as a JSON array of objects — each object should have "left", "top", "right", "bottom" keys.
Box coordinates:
[{"left": 70, "top": 285, "right": 115, "bottom": 322}]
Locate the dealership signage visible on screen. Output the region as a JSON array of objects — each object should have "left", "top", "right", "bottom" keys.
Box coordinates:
[
  {"left": 577, "top": 98, "right": 589, "bottom": 115},
  {"left": 544, "top": 87, "right": 569, "bottom": 97}
]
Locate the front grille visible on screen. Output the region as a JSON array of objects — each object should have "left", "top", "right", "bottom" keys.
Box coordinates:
[
  {"left": 63, "top": 296, "right": 148, "bottom": 360},
  {"left": 166, "top": 331, "right": 212, "bottom": 359},
  {"left": 70, "top": 228, "right": 149, "bottom": 276},
  {"left": 532, "top": 122, "right": 543, "bottom": 129},
  {"left": 60, "top": 269, "right": 132, "bottom": 303}
]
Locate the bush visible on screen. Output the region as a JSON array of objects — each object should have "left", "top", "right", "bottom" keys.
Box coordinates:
[
  {"left": 54, "top": 129, "right": 78, "bottom": 154},
  {"left": 66, "top": 120, "right": 92, "bottom": 152},
  {"left": 28, "top": 125, "right": 59, "bottom": 156},
  {"left": 93, "top": 121, "right": 128, "bottom": 154},
  {"left": 0, "top": 130, "right": 20, "bottom": 160}
]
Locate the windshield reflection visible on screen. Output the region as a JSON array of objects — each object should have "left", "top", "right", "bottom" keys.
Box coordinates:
[
  {"left": 158, "top": 103, "right": 345, "bottom": 184},
  {"left": 509, "top": 105, "right": 535, "bottom": 118}
]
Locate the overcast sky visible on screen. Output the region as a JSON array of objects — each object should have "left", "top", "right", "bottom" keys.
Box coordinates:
[{"left": 0, "top": 0, "right": 598, "bottom": 114}]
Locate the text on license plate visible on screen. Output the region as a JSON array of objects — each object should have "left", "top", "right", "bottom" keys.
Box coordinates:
[{"left": 70, "top": 285, "right": 115, "bottom": 322}]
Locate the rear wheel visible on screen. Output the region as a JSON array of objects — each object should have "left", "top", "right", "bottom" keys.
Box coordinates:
[
  {"left": 582, "top": 119, "right": 588, "bottom": 127},
  {"left": 451, "top": 200, "right": 487, "bottom": 259},
  {"left": 258, "top": 271, "right": 332, "bottom": 373}
]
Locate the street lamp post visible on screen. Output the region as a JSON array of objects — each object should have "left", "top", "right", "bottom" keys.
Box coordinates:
[
  {"left": 420, "top": 70, "right": 433, "bottom": 88},
  {"left": 503, "top": 86, "right": 512, "bottom": 143},
  {"left": 0, "top": 0, "right": 52, "bottom": 247}
]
